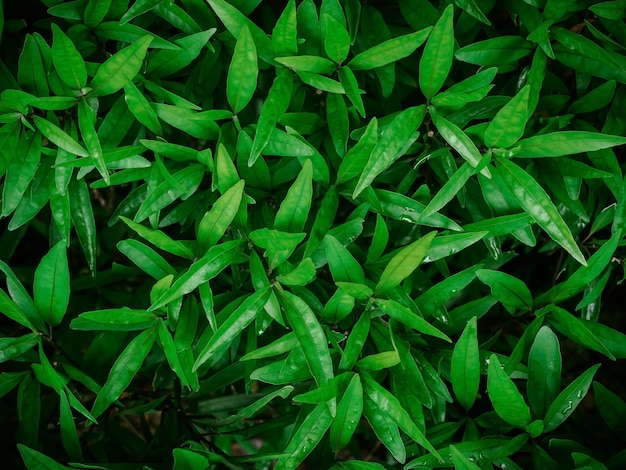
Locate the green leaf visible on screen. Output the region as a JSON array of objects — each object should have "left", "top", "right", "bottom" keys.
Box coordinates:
[
  {"left": 543, "top": 364, "right": 600, "bottom": 433},
  {"left": 347, "top": 27, "right": 432, "bottom": 70},
  {"left": 71, "top": 308, "right": 158, "bottom": 331},
  {"left": 90, "top": 35, "right": 153, "bottom": 97},
  {"left": 275, "top": 55, "right": 336, "bottom": 74},
  {"left": 362, "top": 372, "right": 443, "bottom": 462},
  {"left": 419, "top": 5, "right": 454, "bottom": 100},
  {"left": 197, "top": 180, "right": 245, "bottom": 254},
  {"left": 274, "top": 403, "right": 333, "bottom": 470},
  {"left": 249, "top": 229, "right": 305, "bottom": 269},
  {"left": 338, "top": 312, "right": 370, "bottom": 372},
  {"left": 419, "top": 162, "right": 475, "bottom": 221},
  {"left": 476, "top": 269, "right": 532, "bottom": 313},
  {"left": 528, "top": 326, "right": 562, "bottom": 418},
  {"left": 0, "top": 262, "right": 45, "bottom": 332},
  {"left": 431, "top": 112, "right": 492, "bottom": 178},
  {"left": 59, "top": 389, "right": 82, "bottom": 461},
  {"left": 569, "top": 79, "right": 617, "bottom": 114},
  {"left": 593, "top": 381, "right": 626, "bottom": 435},
  {"left": 276, "top": 258, "right": 316, "bottom": 286},
  {"left": 206, "top": 0, "right": 274, "bottom": 63},
  {"left": 0, "top": 289, "right": 33, "bottom": 330},
  {"left": 353, "top": 106, "right": 426, "bottom": 198},
  {"left": 18, "top": 444, "right": 70, "bottom": 470},
  {"left": 227, "top": 25, "right": 258, "bottom": 114},
  {"left": 337, "top": 117, "right": 377, "bottom": 184},
  {"left": 33, "top": 116, "right": 88, "bottom": 157},
  {"left": 487, "top": 354, "right": 532, "bottom": 428},
  {"left": 485, "top": 85, "right": 531, "bottom": 148},
  {"left": 272, "top": 0, "right": 297, "bottom": 56},
  {"left": 547, "top": 307, "right": 615, "bottom": 360},
  {"left": 451, "top": 317, "right": 480, "bottom": 410},
  {"left": 51, "top": 24, "right": 87, "bottom": 89},
  {"left": 496, "top": 157, "right": 586, "bottom": 265},
  {"left": 149, "top": 240, "right": 243, "bottom": 311},
  {"left": 323, "top": 14, "right": 351, "bottom": 64},
  {"left": 120, "top": 216, "right": 195, "bottom": 259},
  {"left": 538, "top": 229, "right": 621, "bottom": 305},
  {"left": 124, "top": 81, "right": 162, "bottom": 135},
  {"left": 514, "top": 132, "right": 626, "bottom": 158},
  {"left": 376, "top": 299, "right": 451, "bottom": 342},
  {"left": 297, "top": 71, "right": 346, "bottom": 93},
  {"left": 33, "top": 240, "right": 70, "bottom": 327},
  {"left": 91, "top": 324, "right": 158, "bottom": 419},
  {"left": 274, "top": 160, "right": 313, "bottom": 233},
  {"left": 450, "top": 445, "right": 481, "bottom": 470},
  {"left": 146, "top": 29, "right": 215, "bottom": 78},
  {"left": 375, "top": 231, "right": 436, "bottom": 293},
  {"left": 455, "top": 36, "right": 532, "bottom": 66},
  {"left": 193, "top": 288, "right": 271, "bottom": 371},
  {"left": 363, "top": 393, "right": 405, "bottom": 463},
  {"left": 249, "top": 69, "right": 293, "bottom": 165},
  {"left": 357, "top": 351, "right": 401, "bottom": 370},
  {"left": 324, "top": 235, "right": 366, "bottom": 284},
  {"left": 330, "top": 373, "right": 363, "bottom": 454},
  {"left": 279, "top": 291, "right": 334, "bottom": 387},
  {"left": 590, "top": 1, "right": 626, "bottom": 20},
  {"left": 78, "top": 99, "right": 109, "bottom": 184},
  {"left": 339, "top": 66, "right": 365, "bottom": 117}
]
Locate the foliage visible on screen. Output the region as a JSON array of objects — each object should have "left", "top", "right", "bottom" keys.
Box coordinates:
[{"left": 1, "top": 0, "right": 626, "bottom": 468}]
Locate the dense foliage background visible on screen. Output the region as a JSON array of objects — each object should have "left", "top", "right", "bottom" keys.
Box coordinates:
[{"left": 1, "top": 0, "right": 626, "bottom": 468}]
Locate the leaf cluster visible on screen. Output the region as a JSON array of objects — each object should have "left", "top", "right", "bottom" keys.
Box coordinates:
[{"left": 1, "top": 0, "right": 626, "bottom": 469}]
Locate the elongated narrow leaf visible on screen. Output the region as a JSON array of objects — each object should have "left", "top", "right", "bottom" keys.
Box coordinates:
[
  {"left": 375, "top": 231, "right": 436, "bottom": 293},
  {"left": 362, "top": 372, "right": 443, "bottom": 461},
  {"left": 348, "top": 27, "right": 432, "bottom": 70},
  {"left": 274, "top": 160, "right": 313, "bottom": 233},
  {"left": 33, "top": 116, "right": 88, "bottom": 157},
  {"left": 71, "top": 308, "right": 158, "bottom": 331},
  {"left": 121, "top": 216, "right": 195, "bottom": 259},
  {"left": 91, "top": 325, "right": 158, "bottom": 419},
  {"left": 451, "top": 317, "right": 480, "bottom": 410},
  {"left": 497, "top": 158, "right": 586, "bottom": 265},
  {"left": 420, "top": 162, "right": 474, "bottom": 221},
  {"left": 149, "top": 240, "right": 243, "bottom": 311},
  {"left": 193, "top": 288, "right": 271, "bottom": 371},
  {"left": 18, "top": 444, "right": 70, "bottom": 470},
  {"left": 337, "top": 117, "right": 377, "bottom": 184},
  {"left": 515, "top": 131, "right": 626, "bottom": 157},
  {"left": 376, "top": 299, "right": 451, "bottom": 342},
  {"left": 538, "top": 229, "right": 621, "bottom": 305},
  {"left": 485, "top": 85, "right": 531, "bottom": 148},
  {"left": 90, "top": 36, "right": 153, "bottom": 97},
  {"left": 78, "top": 99, "right": 109, "bottom": 184},
  {"left": 197, "top": 180, "right": 245, "bottom": 254},
  {"left": 487, "top": 354, "right": 532, "bottom": 428},
  {"left": 543, "top": 364, "right": 600, "bottom": 433},
  {"left": 354, "top": 106, "right": 425, "bottom": 198},
  {"left": 206, "top": 0, "right": 274, "bottom": 63},
  {"left": 548, "top": 306, "right": 615, "bottom": 359},
  {"left": 274, "top": 403, "right": 333, "bottom": 470},
  {"left": 51, "top": 24, "right": 87, "bottom": 89},
  {"left": 227, "top": 25, "right": 258, "bottom": 114},
  {"left": 325, "top": 235, "right": 366, "bottom": 284},
  {"left": 279, "top": 291, "right": 334, "bottom": 387},
  {"left": 419, "top": 5, "right": 454, "bottom": 99},
  {"left": 432, "top": 112, "right": 491, "bottom": 178},
  {"left": 476, "top": 269, "right": 533, "bottom": 312},
  {"left": 33, "top": 240, "right": 70, "bottom": 327},
  {"left": 124, "top": 81, "right": 162, "bottom": 135},
  {"left": 528, "top": 326, "right": 562, "bottom": 418},
  {"left": 330, "top": 373, "right": 363, "bottom": 454}
]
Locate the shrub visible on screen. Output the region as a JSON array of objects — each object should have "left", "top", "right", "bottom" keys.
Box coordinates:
[{"left": 1, "top": 0, "right": 626, "bottom": 468}]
